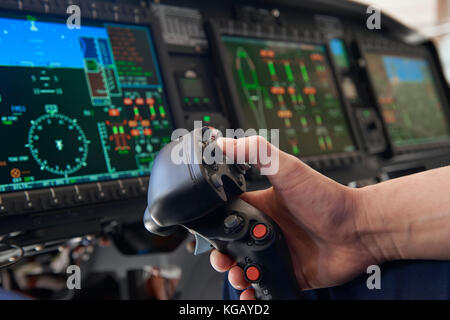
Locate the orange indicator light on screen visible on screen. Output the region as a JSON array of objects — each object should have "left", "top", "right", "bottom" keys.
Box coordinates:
[
  {"left": 259, "top": 49, "right": 275, "bottom": 58},
  {"left": 144, "top": 128, "right": 153, "bottom": 136},
  {"left": 303, "top": 87, "right": 316, "bottom": 95},
  {"left": 128, "top": 120, "right": 138, "bottom": 127},
  {"left": 310, "top": 53, "right": 324, "bottom": 61},
  {"left": 270, "top": 87, "right": 285, "bottom": 95},
  {"left": 108, "top": 109, "right": 120, "bottom": 117},
  {"left": 277, "top": 110, "right": 293, "bottom": 118}
]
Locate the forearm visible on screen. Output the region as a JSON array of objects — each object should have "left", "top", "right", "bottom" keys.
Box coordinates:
[{"left": 356, "top": 166, "right": 450, "bottom": 263}]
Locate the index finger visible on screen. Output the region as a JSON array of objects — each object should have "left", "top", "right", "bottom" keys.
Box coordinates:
[
  {"left": 216, "top": 136, "right": 312, "bottom": 186},
  {"left": 210, "top": 249, "right": 235, "bottom": 272}
]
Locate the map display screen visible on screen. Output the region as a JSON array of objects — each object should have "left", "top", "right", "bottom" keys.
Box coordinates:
[{"left": 365, "top": 53, "right": 450, "bottom": 147}]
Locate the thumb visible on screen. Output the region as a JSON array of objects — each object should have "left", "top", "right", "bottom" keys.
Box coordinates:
[
  {"left": 240, "top": 189, "right": 273, "bottom": 214},
  {"left": 239, "top": 188, "right": 289, "bottom": 223}
]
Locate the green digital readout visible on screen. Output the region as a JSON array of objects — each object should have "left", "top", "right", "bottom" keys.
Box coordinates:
[{"left": 222, "top": 35, "right": 356, "bottom": 157}]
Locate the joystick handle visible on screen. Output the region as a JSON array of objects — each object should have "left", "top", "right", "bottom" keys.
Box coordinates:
[{"left": 144, "top": 127, "right": 302, "bottom": 299}]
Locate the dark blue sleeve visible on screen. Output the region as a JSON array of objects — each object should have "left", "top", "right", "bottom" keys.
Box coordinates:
[
  {"left": 0, "top": 288, "right": 30, "bottom": 300},
  {"left": 325, "top": 260, "right": 450, "bottom": 300}
]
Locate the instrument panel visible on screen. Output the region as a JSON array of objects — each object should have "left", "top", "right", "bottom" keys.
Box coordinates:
[{"left": 0, "top": 0, "right": 449, "bottom": 250}]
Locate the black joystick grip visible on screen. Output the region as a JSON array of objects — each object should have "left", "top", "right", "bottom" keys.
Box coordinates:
[
  {"left": 144, "top": 127, "right": 302, "bottom": 300},
  {"left": 185, "top": 199, "right": 301, "bottom": 300}
]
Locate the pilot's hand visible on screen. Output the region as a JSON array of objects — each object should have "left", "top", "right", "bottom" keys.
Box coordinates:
[{"left": 209, "top": 136, "right": 381, "bottom": 300}]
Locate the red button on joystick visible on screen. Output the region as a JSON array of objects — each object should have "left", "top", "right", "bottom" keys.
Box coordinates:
[
  {"left": 245, "top": 265, "right": 261, "bottom": 282},
  {"left": 252, "top": 223, "right": 268, "bottom": 239}
]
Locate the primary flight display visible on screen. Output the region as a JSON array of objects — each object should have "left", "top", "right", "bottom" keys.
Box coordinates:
[{"left": 0, "top": 15, "right": 173, "bottom": 193}]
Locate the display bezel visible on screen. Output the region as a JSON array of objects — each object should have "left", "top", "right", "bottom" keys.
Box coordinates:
[{"left": 207, "top": 20, "right": 363, "bottom": 164}]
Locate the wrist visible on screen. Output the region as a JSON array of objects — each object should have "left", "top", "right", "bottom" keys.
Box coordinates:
[{"left": 351, "top": 186, "right": 403, "bottom": 264}]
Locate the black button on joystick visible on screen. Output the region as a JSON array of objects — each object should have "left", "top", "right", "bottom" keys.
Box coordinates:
[
  {"left": 224, "top": 214, "right": 243, "bottom": 233},
  {"left": 224, "top": 214, "right": 240, "bottom": 228}
]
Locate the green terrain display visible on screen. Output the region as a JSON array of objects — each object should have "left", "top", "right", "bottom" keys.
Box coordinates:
[
  {"left": 365, "top": 53, "right": 450, "bottom": 147},
  {"left": 222, "top": 36, "right": 356, "bottom": 157}
]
